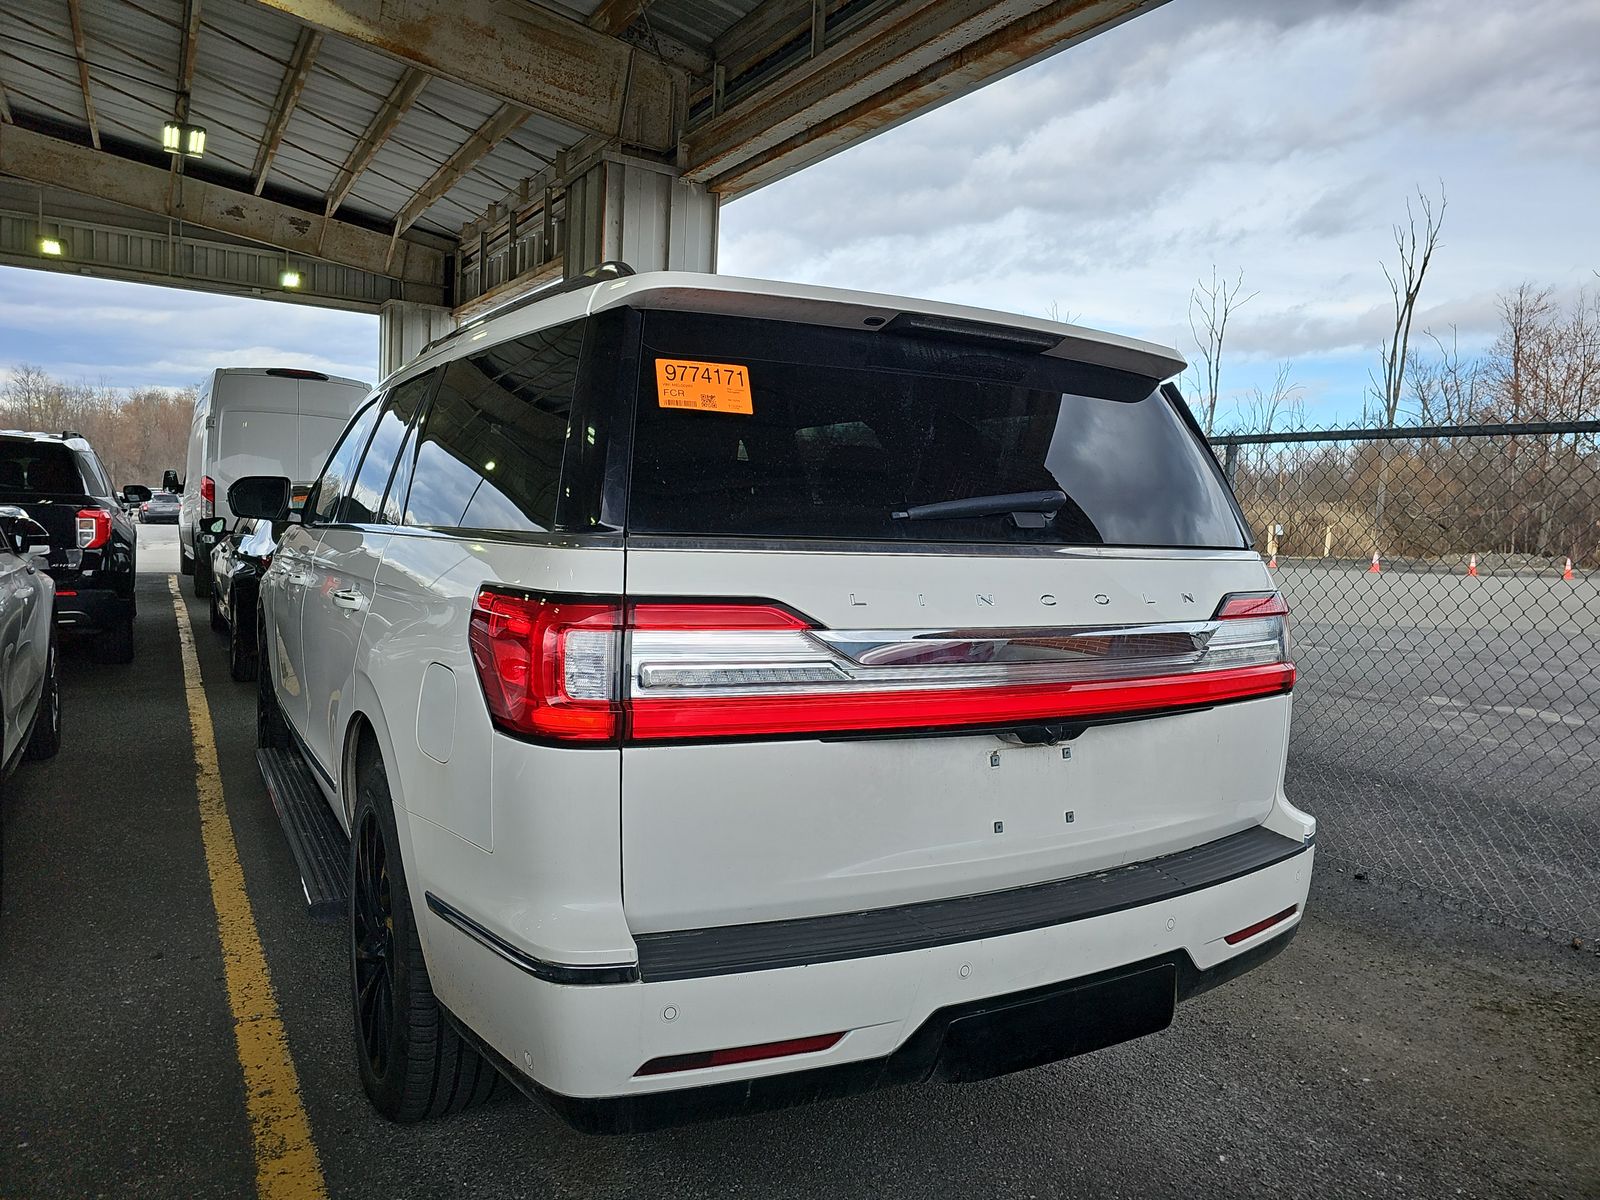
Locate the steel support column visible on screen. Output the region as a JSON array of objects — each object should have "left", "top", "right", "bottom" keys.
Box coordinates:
[
  {"left": 564, "top": 155, "right": 717, "bottom": 277},
  {"left": 378, "top": 299, "right": 455, "bottom": 377}
]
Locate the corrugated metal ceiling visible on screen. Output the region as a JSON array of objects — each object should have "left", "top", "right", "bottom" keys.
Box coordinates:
[{"left": 0, "top": 0, "right": 766, "bottom": 245}]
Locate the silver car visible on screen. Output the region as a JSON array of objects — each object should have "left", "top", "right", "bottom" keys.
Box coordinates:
[{"left": 0, "top": 505, "right": 62, "bottom": 901}]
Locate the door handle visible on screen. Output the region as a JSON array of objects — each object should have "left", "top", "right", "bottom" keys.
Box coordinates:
[{"left": 331, "top": 589, "right": 365, "bottom": 611}]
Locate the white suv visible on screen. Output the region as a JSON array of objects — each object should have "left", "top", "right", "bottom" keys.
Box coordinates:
[{"left": 233, "top": 269, "right": 1314, "bottom": 1132}]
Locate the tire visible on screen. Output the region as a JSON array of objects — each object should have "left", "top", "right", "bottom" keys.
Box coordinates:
[
  {"left": 191, "top": 554, "right": 211, "bottom": 600},
  {"left": 24, "top": 635, "right": 61, "bottom": 761},
  {"left": 255, "top": 613, "right": 291, "bottom": 750},
  {"left": 96, "top": 614, "right": 135, "bottom": 665},
  {"left": 350, "top": 746, "right": 501, "bottom": 1121},
  {"left": 179, "top": 545, "right": 193, "bottom": 575},
  {"left": 229, "top": 604, "right": 257, "bottom": 682},
  {"left": 209, "top": 584, "right": 226, "bottom": 633}
]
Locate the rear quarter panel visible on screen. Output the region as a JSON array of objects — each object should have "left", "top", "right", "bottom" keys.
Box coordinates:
[{"left": 354, "top": 532, "right": 634, "bottom": 1021}]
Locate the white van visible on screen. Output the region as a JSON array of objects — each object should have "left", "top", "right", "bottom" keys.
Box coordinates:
[{"left": 179, "top": 367, "right": 368, "bottom": 596}]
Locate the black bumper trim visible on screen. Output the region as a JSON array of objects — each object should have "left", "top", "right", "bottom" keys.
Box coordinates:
[
  {"left": 496, "top": 929, "right": 1299, "bottom": 1135},
  {"left": 636, "top": 825, "right": 1311, "bottom": 983},
  {"left": 51, "top": 587, "right": 133, "bottom": 631},
  {"left": 424, "top": 892, "right": 640, "bottom": 985}
]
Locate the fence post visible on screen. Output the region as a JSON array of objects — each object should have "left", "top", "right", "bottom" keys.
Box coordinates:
[{"left": 1223, "top": 442, "right": 1239, "bottom": 485}]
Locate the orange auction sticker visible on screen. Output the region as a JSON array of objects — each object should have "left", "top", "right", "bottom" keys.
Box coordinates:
[{"left": 655, "top": 358, "right": 753, "bottom": 414}]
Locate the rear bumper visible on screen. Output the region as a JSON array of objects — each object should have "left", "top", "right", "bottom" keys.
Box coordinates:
[
  {"left": 53, "top": 586, "right": 133, "bottom": 631},
  {"left": 518, "top": 930, "right": 1297, "bottom": 1134},
  {"left": 424, "top": 819, "right": 1315, "bottom": 1129}
]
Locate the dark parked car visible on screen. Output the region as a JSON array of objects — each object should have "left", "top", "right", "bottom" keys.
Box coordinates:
[
  {"left": 208, "top": 516, "right": 279, "bottom": 681},
  {"left": 0, "top": 431, "right": 144, "bottom": 663},
  {"left": 139, "top": 491, "right": 181, "bottom": 524}
]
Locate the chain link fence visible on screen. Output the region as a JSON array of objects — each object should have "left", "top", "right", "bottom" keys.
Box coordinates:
[{"left": 1211, "top": 420, "right": 1600, "bottom": 943}]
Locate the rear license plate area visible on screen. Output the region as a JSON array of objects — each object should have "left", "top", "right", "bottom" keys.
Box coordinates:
[{"left": 931, "top": 962, "right": 1176, "bottom": 1082}]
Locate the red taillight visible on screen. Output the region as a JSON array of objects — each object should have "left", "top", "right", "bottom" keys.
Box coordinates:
[
  {"left": 1214, "top": 591, "right": 1288, "bottom": 619},
  {"left": 627, "top": 665, "right": 1296, "bottom": 741},
  {"left": 631, "top": 603, "right": 809, "bottom": 632},
  {"left": 468, "top": 590, "right": 1297, "bottom": 746},
  {"left": 200, "top": 475, "right": 215, "bottom": 519},
  {"left": 467, "top": 589, "right": 621, "bottom": 742},
  {"left": 635, "top": 1032, "right": 844, "bottom": 1077},
  {"left": 1224, "top": 905, "right": 1299, "bottom": 945},
  {"left": 76, "top": 508, "right": 111, "bottom": 550}
]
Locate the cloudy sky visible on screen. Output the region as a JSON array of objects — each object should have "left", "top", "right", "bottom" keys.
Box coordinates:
[{"left": 4, "top": 0, "right": 1598, "bottom": 428}]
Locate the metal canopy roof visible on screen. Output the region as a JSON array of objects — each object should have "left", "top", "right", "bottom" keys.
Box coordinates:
[
  {"left": 2, "top": 0, "right": 598, "bottom": 239},
  {"left": 0, "top": 0, "right": 1167, "bottom": 314}
]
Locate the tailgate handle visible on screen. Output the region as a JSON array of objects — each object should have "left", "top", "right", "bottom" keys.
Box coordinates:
[{"left": 331, "top": 589, "right": 364, "bottom": 611}]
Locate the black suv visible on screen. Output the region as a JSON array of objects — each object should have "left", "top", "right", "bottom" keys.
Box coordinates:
[{"left": 0, "top": 432, "right": 142, "bottom": 662}]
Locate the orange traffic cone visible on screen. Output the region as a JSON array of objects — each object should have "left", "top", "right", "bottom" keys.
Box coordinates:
[
  {"left": 1563, "top": 557, "right": 1575, "bottom": 581},
  {"left": 1268, "top": 551, "right": 1278, "bottom": 569},
  {"left": 1368, "top": 551, "right": 1381, "bottom": 574},
  {"left": 1467, "top": 554, "right": 1478, "bottom": 578}
]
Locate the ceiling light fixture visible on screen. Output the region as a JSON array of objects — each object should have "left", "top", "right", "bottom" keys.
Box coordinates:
[
  {"left": 279, "top": 268, "right": 302, "bottom": 289},
  {"left": 161, "top": 121, "right": 207, "bottom": 158},
  {"left": 38, "top": 237, "right": 64, "bottom": 257}
]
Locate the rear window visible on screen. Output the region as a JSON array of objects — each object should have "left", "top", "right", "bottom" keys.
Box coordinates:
[
  {"left": 0, "top": 442, "right": 87, "bottom": 495},
  {"left": 626, "top": 313, "right": 1245, "bottom": 548}
]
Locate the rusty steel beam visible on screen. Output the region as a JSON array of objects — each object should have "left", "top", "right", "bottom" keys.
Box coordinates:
[
  {"left": 64, "top": 0, "right": 101, "bottom": 149},
  {"left": 0, "top": 123, "right": 445, "bottom": 289},
  {"left": 684, "top": 0, "right": 1169, "bottom": 195},
  {"left": 325, "top": 66, "right": 429, "bottom": 219},
  {"left": 388, "top": 101, "right": 529, "bottom": 254},
  {"left": 252, "top": 25, "right": 323, "bottom": 194},
  {"left": 587, "top": 0, "right": 656, "bottom": 35},
  {"left": 249, "top": 0, "right": 682, "bottom": 151}
]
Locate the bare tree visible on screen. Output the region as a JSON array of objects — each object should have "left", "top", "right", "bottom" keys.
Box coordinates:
[
  {"left": 1187, "top": 266, "right": 1256, "bottom": 436},
  {"left": 0, "top": 365, "right": 194, "bottom": 487},
  {"left": 1408, "top": 325, "right": 1485, "bottom": 425},
  {"left": 1045, "top": 301, "right": 1080, "bottom": 325},
  {"left": 1240, "top": 361, "right": 1305, "bottom": 436},
  {"left": 1372, "top": 183, "right": 1447, "bottom": 427}
]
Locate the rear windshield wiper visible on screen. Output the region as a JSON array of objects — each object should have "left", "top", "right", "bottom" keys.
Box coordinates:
[{"left": 892, "top": 489, "right": 1067, "bottom": 528}]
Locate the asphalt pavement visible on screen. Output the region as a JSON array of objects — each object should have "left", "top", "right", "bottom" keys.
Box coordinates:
[
  {"left": 0, "top": 533, "right": 1596, "bottom": 1199},
  {"left": 1271, "top": 562, "right": 1600, "bottom": 941}
]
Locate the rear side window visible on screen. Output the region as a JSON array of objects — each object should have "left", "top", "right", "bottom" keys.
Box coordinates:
[
  {"left": 307, "top": 402, "right": 380, "bottom": 525},
  {"left": 627, "top": 313, "right": 1245, "bottom": 548},
  {"left": 0, "top": 443, "right": 87, "bottom": 495},
  {"left": 403, "top": 321, "right": 583, "bottom": 532},
  {"left": 76, "top": 451, "right": 112, "bottom": 496},
  {"left": 341, "top": 372, "right": 435, "bottom": 525}
]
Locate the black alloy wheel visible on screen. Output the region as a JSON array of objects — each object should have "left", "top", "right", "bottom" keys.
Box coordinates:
[{"left": 352, "top": 807, "right": 396, "bottom": 1081}]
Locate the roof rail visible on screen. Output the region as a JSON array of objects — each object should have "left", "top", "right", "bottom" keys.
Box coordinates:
[{"left": 418, "top": 261, "right": 635, "bottom": 361}]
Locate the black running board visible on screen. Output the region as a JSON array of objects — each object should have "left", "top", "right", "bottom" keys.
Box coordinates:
[{"left": 257, "top": 747, "right": 349, "bottom": 922}]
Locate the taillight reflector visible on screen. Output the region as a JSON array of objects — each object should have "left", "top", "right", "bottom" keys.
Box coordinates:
[
  {"left": 76, "top": 508, "right": 111, "bottom": 550},
  {"left": 200, "top": 475, "right": 215, "bottom": 519},
  {"left": 1224, "top": 905, "right": 1299, "bottom": 945},
  {"left": 635, "top": 1032, "right": 844, "bottom": 1077}
]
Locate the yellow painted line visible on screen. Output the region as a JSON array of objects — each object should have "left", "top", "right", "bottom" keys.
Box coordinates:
[{"left": 169, "top": 577, "right": 328, "bottom": 1200}]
